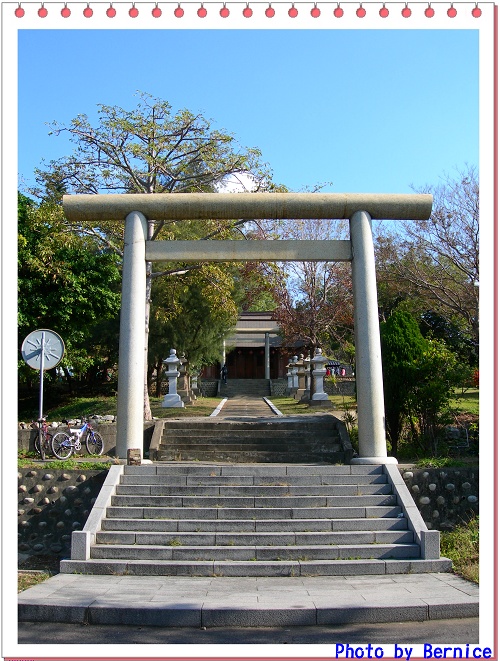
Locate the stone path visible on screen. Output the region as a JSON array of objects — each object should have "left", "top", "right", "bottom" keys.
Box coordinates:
[
  {"left": 217, "top": 395, "right": 275, "bottom": 418},
  {"left": 18, "top": 572, "right": 478, "bottom": 627}
]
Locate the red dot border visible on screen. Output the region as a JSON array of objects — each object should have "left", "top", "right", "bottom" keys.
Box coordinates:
[{"left": 14, "top": 2, "right": 484, "bottom": 19}]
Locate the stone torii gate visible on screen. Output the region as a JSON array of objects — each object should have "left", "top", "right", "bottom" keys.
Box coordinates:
[{"left": 63, "top": 192, "right": 432, "bottom": 464}]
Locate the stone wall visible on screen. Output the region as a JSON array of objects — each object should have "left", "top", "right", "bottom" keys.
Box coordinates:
[
  {"left": 18, "top": 468, "right": 107, "bottom": 560},
  {"left": 324, "top": 378, "right": 356, "bottom": 396},
  {"left": 400, "top": 467, "right": 479, "bottom": 531}
]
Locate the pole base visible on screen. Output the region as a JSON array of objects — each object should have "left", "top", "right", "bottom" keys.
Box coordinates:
[{"left": 351, "top": 456, "right": 398, "bottom": 465}]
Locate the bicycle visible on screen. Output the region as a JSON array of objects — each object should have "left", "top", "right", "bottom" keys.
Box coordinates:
[
  {"left": 32, "top": 418, "right": 53, "bottom": 460},
  {"left": 50, "top": 417, "right": 104, "bottom": 459}
]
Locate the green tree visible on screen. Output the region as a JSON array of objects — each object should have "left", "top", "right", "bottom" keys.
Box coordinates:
[
  {"left": 380, "top": 309, "right": 460, "bottom": 458},
  {"left": 18, "top": 193, "right": 121, "bottom": 389},
  {"left": 31, "top": 92, "right": 273, "bottom": 418}
]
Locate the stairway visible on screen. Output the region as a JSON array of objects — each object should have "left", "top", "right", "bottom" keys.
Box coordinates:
[
  {"left": 154, "top": 415, "right": 351, "bottom": 463},
  {"left": 61, "top": 464, "right": 451, "bottom": 577},
  {"left": 220, "top": 379, "right": 270, "bottom": 398}
]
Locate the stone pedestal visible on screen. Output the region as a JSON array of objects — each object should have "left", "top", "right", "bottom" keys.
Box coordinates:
[
  {"left": 162, "top": 349, "right": 184, "bottom": 408},
  {"left": 300, "top": 355, "right": 312, "bottom": 402}
]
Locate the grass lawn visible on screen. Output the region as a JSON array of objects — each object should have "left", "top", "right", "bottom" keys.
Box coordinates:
[
  {"left": 440, "top": 516, "right": 479, "bottom": 584},
  {"left": 19, "top": 395, "right": 223, "bottom": 422},
  {"left": 450, "top": 389, "right": 479, "bottom": 416},
  {"left": 269, "top": 395, "right": 357, "bottom": 416}
]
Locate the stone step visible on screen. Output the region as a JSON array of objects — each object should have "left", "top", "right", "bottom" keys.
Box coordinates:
[
  {"left": 90, "top": 542, "right": 420, "bottom": 562},
  {"left": 155, "top": 451, "right": 346, "bottom": 463},
  {"left": 101, "top": 516, "right": 409, "bottom": 533},
  {"left": 105, "top": 505, "right": 403, "bottom": 520},
  {"left": 95, "top": 530, "right": 414, "bottom": 547},
  {"left": 119, "top": 474, "right": 389, "bottom": 486},
  {"left": 158, "top": 442, "right": 342, "bottom": 452},
  {"left": 60, "top": 557, "right": 452, "bottom": 577},
  {"left": 114, "top": 484, "right": 393, "bottom": 497},
  {"left": 122, "top": 464, "right": 385, "bottom": 476},
  {"left": 160, "top": 421, "right": 338, "bottom": 431},
  {"left": 110, "top": 494, "right": 398, "bottom": 508}
]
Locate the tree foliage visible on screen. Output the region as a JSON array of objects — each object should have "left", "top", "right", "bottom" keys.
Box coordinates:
[
  {"left": 30, "top": 92, "right": 274, "bottom": 418},
  {"left": 18, "top": 193, "right": 121, "bottom": 385},
  {"left": 380, "top": 309, "right": 460, "bottom": 458},
  {"left": 376, "top": 166, "right": 479, "bottom": 363}
]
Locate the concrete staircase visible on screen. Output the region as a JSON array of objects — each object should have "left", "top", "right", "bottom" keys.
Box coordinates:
[
  {"left": 220, "top": 379, "right": 270, "bottom": 397},
  {"left": 61, "top": 464, "right": 451, "bottom": 577},
  {"left": 153, "top": 416, "right": 351, "bottom": 463}
]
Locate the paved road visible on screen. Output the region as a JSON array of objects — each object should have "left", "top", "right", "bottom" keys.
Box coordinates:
[{"left": 18, "top": 617, "right": 479, "bottom": 645}]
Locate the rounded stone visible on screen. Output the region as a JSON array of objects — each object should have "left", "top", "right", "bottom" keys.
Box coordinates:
[
  {"left": 27, "top": 470, "right": 38, "bottom": 477},
  {"left": 468, "top": 495, "right": 478, "bottom": 503},
  {"left": 428, "top": 483, "right": 437, "bottom": 491},
  {"left": 440, "top": 472, "right": 447, "bottom": 478},
  {"left": 60, "top": 473, "right": 71, "bottom": 481},
  {"left": 72, "top": 522, "right": 81, "bottom": 529},
  {"left": 437, "top": 496, "right": 446, "bottom": 505},
  {"left": 411, "top": 485, "right": 420, "bottom": 493},
  {"left": 90, "top": 498, "right": 97, "bottom": 505},
  {"left": 42, "top": 498, "right": 50, "bottom": 505},
  {"left": 50, "top": 544, "right": 63, "bottom": 553},
  {"left": 74, "top": 498, "right": 83, "bottom": 506},
  {"left": 38, "top": 521, "right": 47, "bottom": 528},
  {"left": 42, "top": 474, "right": 54, "bottom": 480},
  {"left": 83, "top": 488, "right": 92, "bottom": 495},
  {"left": 419, "top": 497, "right": 431, "bottom": 505},
  {"left": 47, "top": 486, "right": 59, "bottom": 494},
  {"left": 33, "top": 543, "right": 45, "bottom": 552},
  {"left": 56, "top": 521, "right": 65, "bottom": 528},
  {"left": 403, "top": 472, "right": 413, "bottom": 479},
  {"left": 453, "top": 496, "right": 460, "bottom": 504},
  {"left": 432, "top": 510, "right": 440, "bottom": 518},
  {"left": 32, "top": 507, "right": 42, "bottom": 514},
  {"left": 18, "top": 543, "right": 30, "bottom": 551},
  {"left": 18, "top": 485, "right": 27, "bottom": 492},
  {"left": 64, "top": 509, "right": 72, "bottom": 516},
  {"left": 18, "top": 472, "right": 23, "bottom": 480},
  {"left": 20, "top": 521, "right": 31, "bottom": 527},
  {"left": 422, "top": 472, "right": 429, "bottom": 479},
  {"left": 59, "top": 496, "right": 67, "bottom": 504},
  {"left": 462, "top": 482, "right": 471, "bottom": 490},
  {"left": 64, "top": 486, "right": 78, "bottom": 494},
  {"left": 77, "top": 474, "right": 87, "bottom": 482},
  {"left": 445, "top": 483, "right": 455, "bottom": 491},
  {"left": 61, "top": 534, "right": 71, "bottom": 541},
  {"left": 23, "top": 497, "right": 34, "bottom": 504},
  {"left": 33, "top": 484, "right": 44, "bottom": 493},
  {"left": 18, "top": 510, "right": 25, "bottom": 516}
]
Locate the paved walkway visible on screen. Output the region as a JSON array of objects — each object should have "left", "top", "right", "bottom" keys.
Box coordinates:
[
  {"left": 217, "top": 395, "right": 277, "bottom": 418},
  {"left": 19, "top": 572, "right": 478, "bottom": 628}
]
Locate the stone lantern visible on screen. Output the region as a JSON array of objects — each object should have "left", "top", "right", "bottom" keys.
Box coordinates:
[
  {"left": 177, "top": 353, "right": 194, "bottom": 405},
  {"left": 310, "top": 348, "right": 332, "bottom": 407},
  {"left": 294, "top": 354, "right": 307, "bottom": 401},
  {"left": 161, "top": 349, "right": 184, "bottom": 408}
]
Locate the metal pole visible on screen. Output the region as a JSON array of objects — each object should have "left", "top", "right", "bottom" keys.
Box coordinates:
[{"left": 38, "top": 331, "right": 45, "bottom": 453}]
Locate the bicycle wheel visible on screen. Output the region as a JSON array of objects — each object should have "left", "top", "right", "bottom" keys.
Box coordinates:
[
  {"left": 51, "top": 432, "right": 73, "bottom": 459},
  {"left": 34, "top": 432, "right": 45, "bottom": 460},
  {"left": 85, "top": 431, "right": 104, "bottom": 456}
]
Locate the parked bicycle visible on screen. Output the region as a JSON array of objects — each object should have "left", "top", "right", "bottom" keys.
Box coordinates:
[
  {"left": 32, "top": 418, "right": 53, "bottom": 460},
  {"left": 50, "top": 417, "right": 104, "bottom": 459}
]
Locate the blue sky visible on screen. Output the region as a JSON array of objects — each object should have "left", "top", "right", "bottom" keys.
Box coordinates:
[{"left": 18, "top": 28, "right": 478, "bottom": 195}]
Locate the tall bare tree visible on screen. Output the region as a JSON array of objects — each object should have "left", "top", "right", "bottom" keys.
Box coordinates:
[
  {"left": 376, "top": 166, "right": 479, "bottom": 358},
  {"left": 32, "top": 92, "right": 272, "bottom": 418}
]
